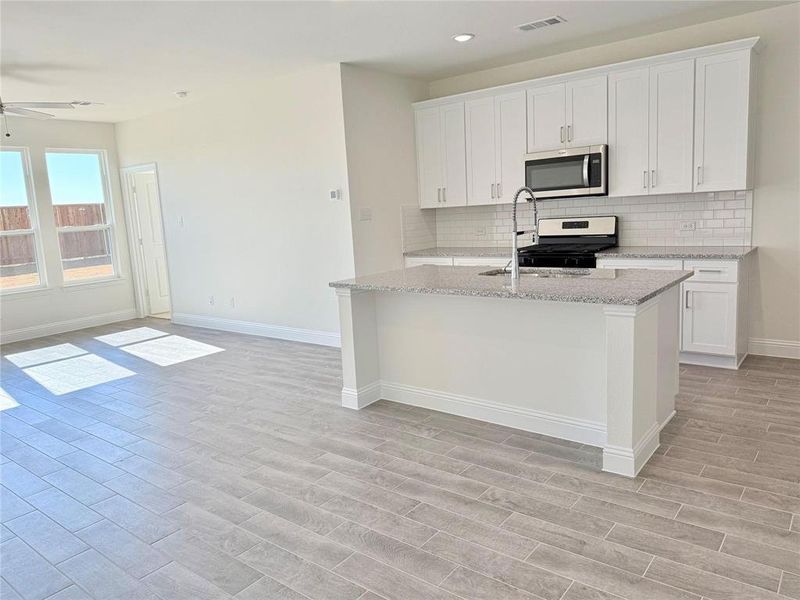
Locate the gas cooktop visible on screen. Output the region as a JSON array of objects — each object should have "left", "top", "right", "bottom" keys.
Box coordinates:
[{"left": 517, "top": 216, "right": 617, "bottom": 269}]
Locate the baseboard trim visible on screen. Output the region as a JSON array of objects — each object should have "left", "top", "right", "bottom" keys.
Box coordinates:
[
  {"left": 379, "top": 380, "right": 606, "bottom": 447},
  {"left": 603, "top": 420, "right": 660, "bottom": 477},
  {"left": 171, "top": 313, "right": 341, "bottom": 348},
  {"left": 342, "top": 382, "right": 381, "bottom": 409},
  {"left": 749, "top": 338, "right": 800, "bottom": 360},
  {"left": 679, "top": 351, "right": 745, "bottom": 370},
  {"left": 0, "top": 309, "right": 138, "bottom": 344}
]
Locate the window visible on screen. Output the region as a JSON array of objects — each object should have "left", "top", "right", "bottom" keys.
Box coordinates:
[
  {"left": 0, "top": 148, "right": 44, "bottom": 291},
  {"left": 46, "top": 150, "right": 117, "bottom": 283}
]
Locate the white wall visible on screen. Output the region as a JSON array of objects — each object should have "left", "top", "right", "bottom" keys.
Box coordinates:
[
  {"left": 428, "top": 3, "right": 800, "bottom": 352},
  {"left": 1, "top": 118, "right": 137, "bottom": 341},
  {"left": 114, "top": 64, "right": 355, "bottom": 341},
  {"left": 340, "top": 65, "right": 427, "bottom": 276}
]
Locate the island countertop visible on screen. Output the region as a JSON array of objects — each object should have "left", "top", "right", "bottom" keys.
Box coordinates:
[{"left": 330, "top": 265, "right": 693, "bottom": 305}]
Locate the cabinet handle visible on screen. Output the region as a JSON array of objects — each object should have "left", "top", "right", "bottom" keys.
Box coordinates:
[
  {"left": 437, "top": 187, "right": 442, "bottom": 203},
  {"left": 443, "top": 187, "right": 446, "bottom": 203},
  {"left": 651, "top": 169, "right": 656, "bottom": 188},
  {"left": 567, "top": 125, "right": 572, "bottom": 142},
  {"left": 560, "top": 126, "right": 565, "bottom": 143},
  {"left": 697, "top": 165, "right": 703, "bottom": 185},
  {"left": 497, "top": 182, "right": 502, "bottom": 198},
  {"left": 643, "top": 171, "right": 648, "bottom": 189},
  {"left": 685, "top": 290, "right": 691, "bottom": 309},
  {"left": 491, "top": 184, "right": 495, "bottom": 199},
  {"left": 697, "top": 268, "right": 723, "bottom": 273}
]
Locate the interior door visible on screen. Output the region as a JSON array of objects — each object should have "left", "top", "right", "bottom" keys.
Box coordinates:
[
  {"left": 440, "top": 103, "right": 467, "bottom": 206},
  {"left": 693, "top": 50, "right": 750, "bottom": 192},
  {"left": 495, "top": 91, "right": 526, "bottom": 203},
  {"left": 526, "top": 83, "right": 566, "bottom": 153},
  {"left": 465, "top": 97, "right": 496, "bottom": 206},
  {"left": 608, "top": 68, "right": 650, "bottom": 197},
  {"left": 681, "top": 281, "right": 737, "bottom": 355},
  {"left": 133, "top": 171, "right": 171, "bottom": 315},
  {"left": 566, "top": 75, "right": 607, "bottom": 147},
  {"left": 649, "top": 60, "right": 694, "bottom": 194},
  {"left": 415, "top": 107, "right": 443, "bottom": 208}
]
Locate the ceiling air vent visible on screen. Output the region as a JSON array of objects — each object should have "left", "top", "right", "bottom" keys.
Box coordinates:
[{"left": 517, "top": 15, "right": 567, "bottom": 32}]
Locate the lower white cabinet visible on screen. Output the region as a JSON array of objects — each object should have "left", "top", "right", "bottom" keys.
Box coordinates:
[
  {"left": 404, "top": 256, "right": 454, "bottom": 267},
  {"left": 596, "top": 256, "right": 749, "bottom": 369},
  {"left": 404, "top": 255, "right": 510, "bottom": 268}
]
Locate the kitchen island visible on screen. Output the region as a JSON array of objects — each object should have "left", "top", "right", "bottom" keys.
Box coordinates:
[{"left": 330, "top": 265, "right": 692, "bottom": 476}]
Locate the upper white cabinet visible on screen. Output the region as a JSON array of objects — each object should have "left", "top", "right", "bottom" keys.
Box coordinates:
[
  {"left": 608, "top": 60, "right": 694, "bottom": 196},
  {"left": 694, "top": 49, "right": 753, "bottom": 192},
  {"left": 465, "top": 91, "right": 526, "bottom": 205},
  {"left": 415, "top": 38, "right": 758, "bottom": 209},
  {"left": 526, "top": 76, "right": 607, "bottom": 153},
  {"left": 415, "top": 103, "right": 468, "bottom": 208}
]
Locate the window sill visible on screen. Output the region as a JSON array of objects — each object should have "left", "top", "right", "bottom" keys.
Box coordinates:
[{"left": 62, "top": 276, "right": 127, "bottom": 292}]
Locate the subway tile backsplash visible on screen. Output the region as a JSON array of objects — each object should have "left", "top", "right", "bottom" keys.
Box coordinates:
[{"left": 410, "top": 191, "right": 753, "bottom": 249}]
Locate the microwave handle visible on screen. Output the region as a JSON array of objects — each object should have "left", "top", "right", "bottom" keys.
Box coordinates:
[{"left": 582, "top": 154, "right": 590, "bottom": 187}]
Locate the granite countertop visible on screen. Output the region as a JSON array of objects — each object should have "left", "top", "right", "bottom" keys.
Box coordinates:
[
  {"left": 331, "top": 265, "right": 692, "bottom": 305},
  {"left": 596, "top": 246, "right": 757, "bottom": 260},
  {"left": 406, "top": 246, "right": 756, "bottom": 260}
]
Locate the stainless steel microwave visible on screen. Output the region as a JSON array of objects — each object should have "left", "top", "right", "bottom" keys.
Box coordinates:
[{"left": 524, "top": 145, "right": 607, "bottom": 199}]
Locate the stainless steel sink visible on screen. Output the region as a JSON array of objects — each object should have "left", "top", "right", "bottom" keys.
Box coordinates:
[{"left": 478, "top": 267, "right": 591, "bottom": 278}]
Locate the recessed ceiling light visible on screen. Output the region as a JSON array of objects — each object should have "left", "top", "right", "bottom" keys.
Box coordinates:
[{"left": 453, "top": 33, "right": 475, "bottom": 43}]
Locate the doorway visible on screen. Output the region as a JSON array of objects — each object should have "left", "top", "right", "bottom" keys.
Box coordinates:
[{"left": 120, "top": 164, "right": 172, "bottom": 319}]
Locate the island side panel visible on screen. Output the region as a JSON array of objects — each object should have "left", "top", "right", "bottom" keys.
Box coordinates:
[
  {"left": 656, "top": 285, "right": 680, "bottom": 428},
  {"left": 373, "top": 292, "right": 607, "bottom": 446},
  {"left": 336, "top": 288, "right": 381, "bottom": 408},
  {"left": 602, "top": 297, "right": 666, "bottom": 477}
]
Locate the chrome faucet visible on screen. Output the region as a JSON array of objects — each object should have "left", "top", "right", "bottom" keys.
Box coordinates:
[{"left": 511, "top": 186, "right": 538, "bottom": 280}]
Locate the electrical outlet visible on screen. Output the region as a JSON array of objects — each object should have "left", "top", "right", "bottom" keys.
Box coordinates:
[
  {"left": 476, "top": 226, "right": 486, "bottom": 236},
  {"left": 679, "top": 221, "right": 697, "bottom": 232},
  {"left": 209, "top": 295, "right": 215, "bottom": 306}
]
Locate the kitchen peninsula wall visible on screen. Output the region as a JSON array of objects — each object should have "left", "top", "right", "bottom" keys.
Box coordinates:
[{"left": 402, "top": 190, "right": 752, "bottom": 249}]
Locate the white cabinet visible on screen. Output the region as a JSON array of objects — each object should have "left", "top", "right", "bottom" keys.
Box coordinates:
[
  {"left": 415, "top": 103, "right": 467, "bottom": 208},
  {"left": 465, "top": 92, "right": 526, "bottom": 205},
  {"left": 694, "top": 49, "right": 753, "bottom": 192},
  {"left": 595, "top": 256, "right": 749, "bottom": 368},
  {"left": 608, "top": 60, "right": 694, "bottom": 197},
  {"left": 682, "top": 281, "right": 737, "bottom": 355},
  {"left": 526, "top": 76, "right": 607, "bottom": 153}
]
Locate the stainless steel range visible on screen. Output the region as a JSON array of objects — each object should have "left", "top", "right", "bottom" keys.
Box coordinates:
[{"left": 518, "top": 216, "right": 618, "bottom": 269}]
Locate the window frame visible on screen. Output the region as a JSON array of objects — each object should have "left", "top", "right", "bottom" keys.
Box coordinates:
[
  {"left": 0, "top": 146, "right": 47, "bottom": 295},
  {"left": 45, "top": 148, "right": 121, "bottom": 286}
]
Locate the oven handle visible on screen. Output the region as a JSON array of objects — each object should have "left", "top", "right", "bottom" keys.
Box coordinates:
[{"left": 582, "top": 154, "right": 590, "bottom": 187}]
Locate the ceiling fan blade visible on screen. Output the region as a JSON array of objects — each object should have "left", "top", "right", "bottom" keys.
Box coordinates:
[
  {"left": 4, "top": 102, "right": 76, "bottom": 109},
  {"left": 3, "top": 107, "right": 54, "bottom": 119}
]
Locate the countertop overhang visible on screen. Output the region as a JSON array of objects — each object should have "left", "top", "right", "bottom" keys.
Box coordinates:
[{"left": 330, "top": 265, "right": 693, "bottom": 306}]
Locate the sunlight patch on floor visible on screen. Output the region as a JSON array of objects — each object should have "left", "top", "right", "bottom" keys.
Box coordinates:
[
  {"left": 4, "top": 343, "right": 88, "bottom": 368},
  {"left": 23, "top": 354, "right": 136, "bottom": 395},
  {"left": 94, "top": 327, "right": 169, "bottom": 347},
  {"left": 119, "top": 335, "right": 224, "bottom": 366},
  {"left": 0, "top": 386, "right": 19, "bottom": 411}
]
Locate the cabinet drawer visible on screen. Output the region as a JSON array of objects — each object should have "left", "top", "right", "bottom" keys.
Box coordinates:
[
  {"left": 683, "top": 260, "right": 738, "bottom": 283},
  {"left": 596, "top": 258, "right": 683, "bottom": 270},
  {"left": 404, "top": 256, "right": 454, "bottom": 267}
]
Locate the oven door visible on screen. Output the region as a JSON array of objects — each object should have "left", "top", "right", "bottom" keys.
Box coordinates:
[{"left": 525, "top": 145, "right": 606, "bottom": 199}]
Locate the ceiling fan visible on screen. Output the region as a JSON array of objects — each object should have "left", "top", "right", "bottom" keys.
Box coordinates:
[{"left": 0, "top": 97, "right": 101, "bottom": 137}]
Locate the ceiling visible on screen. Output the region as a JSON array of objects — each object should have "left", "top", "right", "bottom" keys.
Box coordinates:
[{"left": 0, "top": 0, "right": 786, "bottom": 123}]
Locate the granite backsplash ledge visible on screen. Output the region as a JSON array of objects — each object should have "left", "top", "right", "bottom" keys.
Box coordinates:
[{"left": 401, "top": 191, "right": 752, "bottom": 250}]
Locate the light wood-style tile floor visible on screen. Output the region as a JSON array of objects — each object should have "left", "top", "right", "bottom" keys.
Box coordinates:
[{"left": 1, "top": 318, "right": 798, "bottom": 600}]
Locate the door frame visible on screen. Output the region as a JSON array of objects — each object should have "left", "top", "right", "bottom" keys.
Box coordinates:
[{"left": 119, "top": 163, "right": 173, "bottom": 319}]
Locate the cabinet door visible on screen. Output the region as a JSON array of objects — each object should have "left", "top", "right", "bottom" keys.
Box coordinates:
[
  {"left": 694, "top": 50, "right": 751, "bottom": 192},
  {"left": 608, "top": 68, "right": 650, "bottom": 197},
  {"left": 440, "top": 103, "right": 468, "bottom": 206},
  {"left": 682, "top": 281, "right": 737, "bottom": 355},
  {"left": 465, "top": 97, "right": 497, "bottom": 206},
  {"left": 415, "top": 107, "right": 443, "bottom": 208},
  {"left": 566, "top": 75, "right": 607, "bottom": 147},
  {"left": 649, "top": 60, "right": 694, "bottom": 194},
  {"left": 526, "top": 83, "right": 565, "bottom": 153},
  {"left": 495, "top": 91, "right": 527, "bottom": 203}
]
